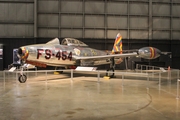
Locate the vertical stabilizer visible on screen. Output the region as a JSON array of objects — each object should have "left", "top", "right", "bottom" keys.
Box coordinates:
[{"left": 112, "top": 33, "right": 122, "bottom": 54}]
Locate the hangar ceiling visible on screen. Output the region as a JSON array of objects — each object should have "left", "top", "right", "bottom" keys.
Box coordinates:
[{"left": 0, "top": 0, "right": 180, "bottom": 39}]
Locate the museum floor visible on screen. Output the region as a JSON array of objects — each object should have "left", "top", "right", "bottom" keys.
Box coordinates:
[{"left": 0, "top": 70, "right": 180, "bottom": 120}]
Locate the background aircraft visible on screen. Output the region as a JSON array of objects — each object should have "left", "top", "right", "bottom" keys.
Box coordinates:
[{"left": 17, "top": 33, "right": 162, "bottom": 83}]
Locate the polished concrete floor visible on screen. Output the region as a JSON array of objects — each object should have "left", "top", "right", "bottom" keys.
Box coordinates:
[{"left": 0, "top": 70, "right": 180, "bottom": 120}]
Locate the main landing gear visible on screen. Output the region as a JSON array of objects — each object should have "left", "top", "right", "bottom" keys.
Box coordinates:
[
  {"left": 106, "top": 58, "right": 115, "bottom": 78},
  {"left": 54, "top": 67, "right": 64, "bottom": 74}
]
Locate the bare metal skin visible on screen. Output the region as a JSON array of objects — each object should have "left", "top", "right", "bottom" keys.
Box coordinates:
[{"left": 16, "top": 33, "right": 163, "bottom": 83}]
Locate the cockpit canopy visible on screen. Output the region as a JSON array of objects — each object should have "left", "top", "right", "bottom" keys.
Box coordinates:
[
  {"left": 61, "top": 38, "right": 88, "bottom": 47},
  {"left": 46, "top": 38, "right": 88, "bottom": 47}
]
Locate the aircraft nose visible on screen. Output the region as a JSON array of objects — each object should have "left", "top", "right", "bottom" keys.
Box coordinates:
[{"left": 17, "top": 47, "right": 29, "bottom": 60}]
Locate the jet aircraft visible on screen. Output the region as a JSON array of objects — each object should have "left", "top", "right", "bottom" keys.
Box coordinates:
[{"left": 17, "top": 33, "right": 162, "bottom": 83}]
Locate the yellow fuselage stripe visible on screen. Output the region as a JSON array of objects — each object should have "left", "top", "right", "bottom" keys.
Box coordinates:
[{"left": 150, "top": 47, "right": 154, "bottom": 59}]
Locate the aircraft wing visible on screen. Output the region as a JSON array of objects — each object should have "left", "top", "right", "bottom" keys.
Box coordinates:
[{"left": 73, "top": 52, "right": 138, "bottom": 60}]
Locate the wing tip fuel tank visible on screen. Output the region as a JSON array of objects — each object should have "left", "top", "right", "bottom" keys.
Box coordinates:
[{"left": 138, "top": 47, "right": 161, "bottom": 59}]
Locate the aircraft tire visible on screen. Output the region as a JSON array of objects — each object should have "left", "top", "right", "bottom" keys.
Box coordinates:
[
  {"left": 18, "top": 74, "right": 27, "bottom": 83},
  {"left": 106, "top": 68, "right": 114, "bottom": 78}
]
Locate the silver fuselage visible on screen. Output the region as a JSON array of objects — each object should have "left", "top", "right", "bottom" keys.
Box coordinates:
[
  {"left": 18, "top": 38, "right": 162, "bottom": 68},
  {"left": 22, "top": 44, "right": 111, "bottom": 67}
]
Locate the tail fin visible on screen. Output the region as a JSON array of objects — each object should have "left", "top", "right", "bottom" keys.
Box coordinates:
[{"left": 112, "top": 33, "right": 122, "bottom": 54}]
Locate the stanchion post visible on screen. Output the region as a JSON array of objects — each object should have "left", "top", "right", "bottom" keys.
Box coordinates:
[
  {"left": 152, "top": 66, "right": 154, "bottom": 77},
  {"left": 146, "top": 66, "right": 148, "bottom": 73},
  {"left": 147, "top": 74, "right": 149, "bottom": 89},
  {"left": 167, "top": 69, "right": 171, "bottom": 84},
  {"left": 27, "top": 69, "right": 29, "bottom": 80},
  {"left": 16, "top": 71, "right": 18, "bottom": 82},
  {"left": 97, "top": 71, "right": 100, "bottom": 83},
  {"left": 177, "top": 79, "right": 180, "bottom": 99},
  {"left": 135, "top": 64, "right": 138, "bottom": 73},
  {"left": 169, "top": 70, "right": 171, "bottom": 81},
  {"left": 71, "top": 69, "right": 73, "bottom": 81},
  {"left": 3, "top": 71, "right": 5, "bottom": 83},
  {"left": 177, "top": 70, "right": 179, "bottom": 80},
  {"left": 45, "top": 71, "right": 47, "bottom": 82},
  {"left": 35, "top": 67, "right": 37, "bottom": 76},
  {"left": 122, "top": 74, "right": 124, "bottom": 86},
  {"left": 159, "top": 72, "right": 161, "bottom": 86},
  {"left": 136, "top": 64, "right": 138, "bottom": 70}
]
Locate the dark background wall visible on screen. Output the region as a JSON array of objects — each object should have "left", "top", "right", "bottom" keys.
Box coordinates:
[
  {"left": 0, "top": 0, "right": 180, "bottom": 40},
  {"left": 0, "top": 0, "right": 180, "bottom": 70},
  {"left": 0, "top": 38, "right": 178, "bottom": 70}
]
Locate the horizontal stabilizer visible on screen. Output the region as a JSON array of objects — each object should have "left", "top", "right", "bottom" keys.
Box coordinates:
[{"left": 160, "top": 52, "right": 171, "bottom": 55}]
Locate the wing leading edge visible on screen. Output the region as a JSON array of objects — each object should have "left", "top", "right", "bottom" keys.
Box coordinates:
[{"left": 73, "top": 52, "right": 137, "bottom": 60}]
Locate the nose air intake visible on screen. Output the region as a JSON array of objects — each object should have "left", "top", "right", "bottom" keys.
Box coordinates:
[{"left": 17, "top": 47, "right": 29, "bottom": 60}]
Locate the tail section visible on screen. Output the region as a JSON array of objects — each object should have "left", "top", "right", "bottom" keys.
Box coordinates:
[{"left": 112, "top": 33, "right": 122, "bottom": 54}]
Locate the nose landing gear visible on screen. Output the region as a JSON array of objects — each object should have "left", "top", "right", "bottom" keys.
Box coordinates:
[
  {"left": 18, "top": 67, "right": 27, "bottom": 83},
  {"left": 18, "top": 74, "right": 27, "bottom": 83}
]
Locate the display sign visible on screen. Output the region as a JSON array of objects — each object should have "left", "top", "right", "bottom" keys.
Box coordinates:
[
  {"left": 13, "top": 49, "right": 21, "bottom": 64},
  {"left": 75, "top": 66, "right": 97, "bottom": 71},
  {"left": 9, "top": 67, "right": 16, "bottom": 72},
  {"left": 0, "top": 49, "right": 3, "bottom": 59}
]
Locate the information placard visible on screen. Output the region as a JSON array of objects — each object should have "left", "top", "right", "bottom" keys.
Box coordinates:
[{"left": 0, "top": 49, "right": 3, "bottom": 59}]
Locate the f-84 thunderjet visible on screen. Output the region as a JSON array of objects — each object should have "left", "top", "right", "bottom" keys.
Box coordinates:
[{"left": 17, "top": 33, "right": 162, "bottom": 83}]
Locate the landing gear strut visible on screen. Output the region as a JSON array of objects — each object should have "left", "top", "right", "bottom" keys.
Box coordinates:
[{"left": 106, "top": 58, "right": 115, "bottom": 78}]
